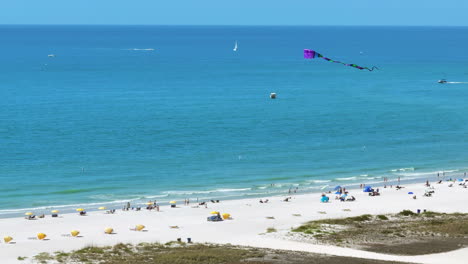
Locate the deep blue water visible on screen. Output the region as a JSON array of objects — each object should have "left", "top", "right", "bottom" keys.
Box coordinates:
[{"left": 1, "top": 25, "right": 468, "bottom": 215}]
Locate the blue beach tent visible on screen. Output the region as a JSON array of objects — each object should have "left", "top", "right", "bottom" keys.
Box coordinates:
[{"left": 363, "top": 186, "right": 373, "bottom": 192}]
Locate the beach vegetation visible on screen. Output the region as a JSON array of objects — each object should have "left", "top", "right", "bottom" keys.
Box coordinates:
[
  {"left": 266, "top": 227, "right": 277, "bottom": 233},
  {"left": 17, "top": 256, "right": 27, "bottom": 261},
  {"left": 421, "top": 211, "right": 444, "bottom": 218},
  {"left": 31, "top": 242, "right": 413, "bottom": 264},
  {"left": 398, "top": 210, "right": 416, "bottom": 216},
  {"left": 291, "top": 212, "right": 468, "bottom": 255},
  {"left": 33, "top": 252, "right": 54, "bottom": 264},
  {"left": 377, "top": 215, "right": 389, "bottom": 220}
]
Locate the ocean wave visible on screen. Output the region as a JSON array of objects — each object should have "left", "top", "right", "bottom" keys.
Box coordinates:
[
  {"left": 334, "top": 177, "right": 357, "bottom": 181},
  {"left": 51, "top": 189, "right": 92, "bottom": 195},
  {"left": 390, "top": 167, "right": 415, "bottom": 172},
  {"left": 308, "top": 180, "right": 331, "bottom": 183},
  {"left": 215, "top": 188, "right": 252, "bottom": 192}
]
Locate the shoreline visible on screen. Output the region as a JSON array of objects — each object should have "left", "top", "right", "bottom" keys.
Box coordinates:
[
  {"left": 1, "top": 180, "right": 467, "bottom": 263},
  {"left": 1, "top": 168, "right": 465, "bottom": 219}
]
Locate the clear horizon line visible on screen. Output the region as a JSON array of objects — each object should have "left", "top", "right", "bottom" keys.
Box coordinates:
[{"left": 0, "top": 23, "right": 467, "bottom": 28}]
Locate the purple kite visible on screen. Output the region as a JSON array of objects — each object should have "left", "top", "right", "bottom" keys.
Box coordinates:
[{"left": 304, "top": 49, "right": 378, "bottom": 71}]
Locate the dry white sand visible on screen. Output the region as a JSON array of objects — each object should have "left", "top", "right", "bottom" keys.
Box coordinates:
[{"left": 0, "top": 181, "right": 467, "bottom": 263}]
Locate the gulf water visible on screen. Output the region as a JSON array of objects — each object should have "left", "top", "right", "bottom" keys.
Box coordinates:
[{"left": 1, "top": 25, "right": 468, "bottom": 216}]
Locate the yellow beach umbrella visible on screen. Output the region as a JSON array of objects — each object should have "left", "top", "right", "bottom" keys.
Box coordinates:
[
  {"left": 145, "top": 202, "right": 153, "bottom": 205},
  {"left": 135, "top": 224, "right": 145, "bottom": 231},
  {"left": 210, "top": 211, "right": 219, "bottom": 214},
  {"left": 222, "top": 213, "right": 231, "bottom": 219},
  {"left": 104, "top": 227, "right": 113, "bottom": 234},
  {"left": 71, "top": 230, "right": 80, "bottom": 237},
  {"left": 25, "top": 212, "right": 33, "bottom": 216},
  {"left": 4, "top": 236, "right": 13, "bottom": 243},
  {"left": 98, "top": 207, "right": 106, "bottom": 210},
  {"left": 37, "top": 233, "right": 47, "bottom": 240},
  {"left": 169, "top": 201, "right": 176, "bottom": 204},
  {"left": 76, "top": 208, "right": 85, "bottom": 212},
  {"left": 51, "top": 210, "right": 59, "bottom": 213}
]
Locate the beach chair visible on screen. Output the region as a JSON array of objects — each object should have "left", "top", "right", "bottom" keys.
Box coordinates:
[{"left": 79, "top": 211, "right": 87, "bottom": 216}]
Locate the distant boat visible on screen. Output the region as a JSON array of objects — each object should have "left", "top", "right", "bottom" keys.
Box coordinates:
[
  {"left": 48, "top": 54, "right": 56, "bottom": 58},
  {"left": 438, "top": 79, "right": 447, "bottom": 84},
  {"left": 233, "top": 41, "right": 238, "bottom": 52}
]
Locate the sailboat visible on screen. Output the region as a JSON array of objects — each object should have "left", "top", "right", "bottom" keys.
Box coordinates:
[{"left": 233, "top": 41, "right": 238, "bottom": 52}]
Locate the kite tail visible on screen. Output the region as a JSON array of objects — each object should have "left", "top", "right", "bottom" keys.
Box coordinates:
[{"left": 365, "top": 66, "right": 379, "bottom": 71}]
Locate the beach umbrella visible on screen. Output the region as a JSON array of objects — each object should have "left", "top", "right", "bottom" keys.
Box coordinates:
[
  {"left": 408, "top": 192, "right": 414, "bottom": 194},
  {"left": 25, "top": 212, "right": 33, "bottom": 216},
  {"left": 169, "top": 201, "right": 176, "bottom": 204},
  {"left": 98, "top": 207, "right": 106, "bottom": 210},
  {"left": 145, "top": 202, "right": 153, "bottom": 205},
  {"left": 3, "top": 236, "right": 13, "bottom": 243},
  {"left": 222, "top": 213, "right": 231, "bottom": 219},
  {"left": 37, "top": 233, "right": 47, "bottom": 240},
  {"left": 76, "top": 208, "right": 85, "bottom": 212},
  {"left": 104, "top": 227, "right": 113, "bottom": 234},
  {"left": 71, "top": 230, "right": 80, "bottom": 237},
  {"left": 135, "top": 224, "right": 145, "bottom": 231},
  {"left": 51, "top": 210, "right": 59, "bottom": 213},
  {"left": 210, "top": 211, "right": 219, "bottom": 214},
  {"left": 458, "top": 179, "right": 464, "bottom": 182},
  {"left": 335, "top": 191, "right": 341, "bottom": 194},
  {"left": 334, "top": 186, "right": 341, "bottom": 191}
]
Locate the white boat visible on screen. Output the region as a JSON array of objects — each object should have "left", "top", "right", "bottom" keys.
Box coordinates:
[
  {"left": 48, "top": 54, "right": 56, "bottom": 57},
  {"left": 233, "top": 41, "right": 238, "bottom": 52}
]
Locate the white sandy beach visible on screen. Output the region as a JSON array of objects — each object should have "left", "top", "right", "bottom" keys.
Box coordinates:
[{"left": 1, "top": 180, "right": 467, "bottom": 264}]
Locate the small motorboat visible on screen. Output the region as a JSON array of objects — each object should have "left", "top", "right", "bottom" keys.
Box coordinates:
[
  {"left": 438, "top": 79, "right": 447, "bottom": 84},
  {"left": 48, "top": 54, "right": 56, "bottom": 58}
]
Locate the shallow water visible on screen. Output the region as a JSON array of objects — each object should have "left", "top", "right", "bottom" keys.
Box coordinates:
[{"left": 1, "top": 25, "right": 468, "bottom": 215}]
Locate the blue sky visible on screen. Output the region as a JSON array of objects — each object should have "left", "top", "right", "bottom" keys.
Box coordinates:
[{"left": 1, "top": 0, "right": 467, "bottom": 26}]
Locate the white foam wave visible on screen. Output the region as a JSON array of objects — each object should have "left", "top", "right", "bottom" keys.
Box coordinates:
[
  {"left": 215, "top": 188, "right": 252, "bottom": 192},
  {"left": 308, "top": 180, "right": 331, "bottom": 183},
  {"left": 390, "top": 167, "right": 415, "bottom": 172},
  {"left": 335, "top": 177, "right": 357, "bottom": 181}
]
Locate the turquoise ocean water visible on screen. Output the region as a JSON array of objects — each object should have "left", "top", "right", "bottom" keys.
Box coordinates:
[{"left": 1, "top": 25, "right": 468, "bottom": 216}]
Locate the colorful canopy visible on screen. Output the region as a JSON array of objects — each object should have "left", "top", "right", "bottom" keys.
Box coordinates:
[
  {"left": 37, "top": 233, "right": 47, "bottom": 240},
  {"left": 304, "top": 49, "right": 378, "bottom": 71}
]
